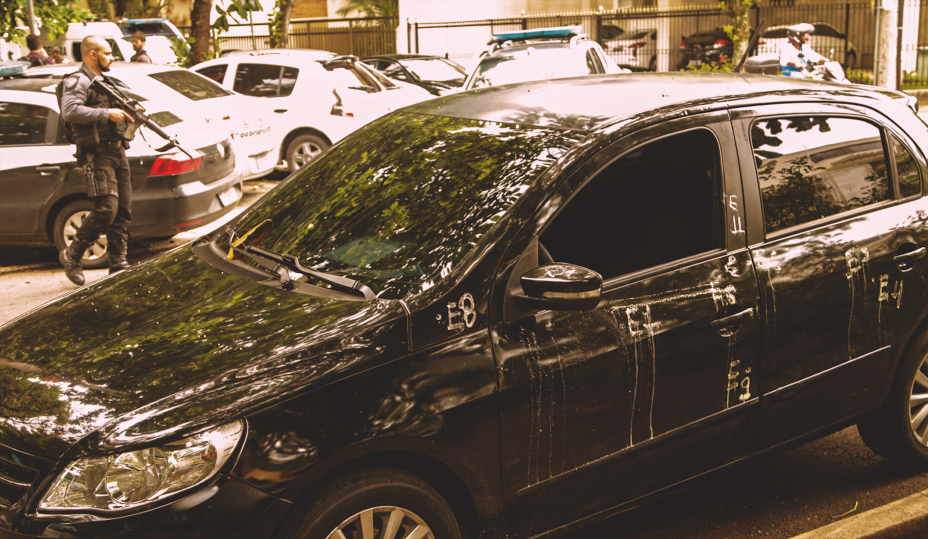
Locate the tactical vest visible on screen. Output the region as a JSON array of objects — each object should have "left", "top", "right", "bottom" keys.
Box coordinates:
[{"left": 57, "top": 71, "right": 128, "bottom": 147}]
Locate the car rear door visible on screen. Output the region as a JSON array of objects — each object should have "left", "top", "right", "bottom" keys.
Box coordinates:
[
  {"left": 0, "top": 99, "right": 73, "bottom": 238},
  {"left": 492, "top": 112, "right": 762, "bottom": 533},
  {"left": 732, "top": 103, "right": 928, "bottom": 450}
]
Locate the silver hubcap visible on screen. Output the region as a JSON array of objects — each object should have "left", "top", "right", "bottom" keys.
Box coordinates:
[
  {"left": 63, "top": 211, "right": 108, "bottom": 261},
  {"left": 292, "top": 141, "right": 322, "bottom": 168},
  {"left": 910, "top": 353, "right": 928, "bottom": 446},
  {"left": 327, "top": 506, "right": 434, "bottom": 539}
]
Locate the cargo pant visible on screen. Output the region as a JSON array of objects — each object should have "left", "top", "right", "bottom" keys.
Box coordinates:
[{"left": 75, "top": 143, "right": 132, "bottom": 244}]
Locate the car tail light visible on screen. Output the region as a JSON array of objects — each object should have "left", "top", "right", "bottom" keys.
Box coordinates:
[
  {"left": 629, "top": 42, "right": 646, "bottom": 49},
  {"left": 150, "top": 153, "right": 202, "bottom": 176},
  {"left": 758, "top": 39, "right": 766, "bottom": 46},
  {"left": 713, "top": 39, "right": 731, "bottom": 49},
  {"left": 680, "top": 40, "right": 687, "bottom": 49}
]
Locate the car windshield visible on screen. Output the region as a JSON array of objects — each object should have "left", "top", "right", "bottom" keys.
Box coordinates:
[
  {"left": 147, "top": 70, "right": 232, "bottom": 101},
  {"left": 468, "top": 47, "right": 589, "bottom": 89},
  {"left": 399, "top": 58, "right": 465, "bottom": 82},
  {"left": 223, "top": 112, "right": 583, "bottom": 299}
]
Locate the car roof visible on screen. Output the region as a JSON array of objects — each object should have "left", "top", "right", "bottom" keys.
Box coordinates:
[
  {"left": 0, "top": 78, "right": 60, "bottom": 96},
  {"left": 218, "top": 49, "right": 335, "bottom": 61},
  {"left": 404, "top": 72, "right": 903, "bottom": 132},
  {"left": 364, "top": 54, "right": 438, "bottom": 61},
  {"left": 483, "top": 39, "right": 598, "bottom": 59}
]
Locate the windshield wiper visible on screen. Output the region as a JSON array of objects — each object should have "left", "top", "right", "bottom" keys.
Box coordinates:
[{"left": 225, "top": 226, "right": 376, "bottom": 302}]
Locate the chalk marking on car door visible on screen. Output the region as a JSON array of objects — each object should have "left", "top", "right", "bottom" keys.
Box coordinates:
[{"left": 845, "top": 247, "right": 871, "bottom": 357}]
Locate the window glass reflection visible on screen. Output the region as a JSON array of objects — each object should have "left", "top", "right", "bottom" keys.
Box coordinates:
[
  {"left": 234, "top": 64, "right": 283, "bottom": 97},
  {"left": 0, "top": 102, "right": 48, "bottom": 146},
  {"left": 893, "top": 136, "right": 922, "bottom": 199},
  {"left": 752, "top": 117, "right": 891, "bottom": 234}
]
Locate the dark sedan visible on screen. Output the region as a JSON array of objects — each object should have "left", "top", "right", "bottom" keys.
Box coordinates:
[
  {"left": 0, "top": 73, "right": 926, "bottom": 538},
  {"left": 0, "top": 78, "right": 242, "bottom": 268},
  {"left": 362, "top": 54, "right": 466, "bottom": 96}
]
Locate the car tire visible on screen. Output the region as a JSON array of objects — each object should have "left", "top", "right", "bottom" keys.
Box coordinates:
[
  {"left": 278, "top": 468, "right": 463, "bottom": 539},
  {"left": 857, "top": 328, "right": 928, "bottom": 468},
  {"left": 52, "top": 200, "right": 109, "bottom": 270},
  {"left": 287, "top": 134, "right": 328, "bottom": 173},
  {"left": 844, "top": 51, "right": 857, "bottom": 70}
]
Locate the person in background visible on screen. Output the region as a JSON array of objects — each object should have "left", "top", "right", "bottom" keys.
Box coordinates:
[
  {"left": 18, "top": 34, "right": 49, "bottom": 66},
  {"left": 779, "top": 23, "right": 828, "bottom": 78},
  {"left": 46, "top": 46, "right": 68, "bottom": 64},
  {"left": 130, "top": 31, "right": 152, "bottom": 63}
]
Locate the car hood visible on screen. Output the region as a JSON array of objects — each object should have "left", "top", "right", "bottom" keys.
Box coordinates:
[{"left": 0, "top": 244, "right": 407, "bottom": 459}]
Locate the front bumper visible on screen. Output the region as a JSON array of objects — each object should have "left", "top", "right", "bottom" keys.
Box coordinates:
[
  {"left": 0, "top": 474, "right": 290, "bottom": 538},
  {"left": 131, "top": 169, "right": 244, "bottom": 240}
]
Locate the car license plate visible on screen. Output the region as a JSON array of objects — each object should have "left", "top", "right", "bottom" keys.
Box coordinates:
[{"left": 218, "top": 186, "right": 238, "bottom": 207}]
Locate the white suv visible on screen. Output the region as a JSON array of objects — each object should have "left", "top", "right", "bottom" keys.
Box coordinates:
[
  {"left": 463, "top": 26, "right": 627, "bottom": 91},
  {"left": 194, "top": 50, "right": 433, "bottom": 172}
]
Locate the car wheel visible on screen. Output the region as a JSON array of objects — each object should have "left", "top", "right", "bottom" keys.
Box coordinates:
[
  {"left": 857, "top": 329, "right": 928, "bottom": 468},
  {"left": 648, "top": 56, "right": 657, "bottom": 72},
  {"left": 844, "top": 51, "right": 857, "bottom": 70},
  {"left": 52, "top": 200, "right": 109, "bottom": 270},
  {"left": 278, "top": 468, "right": 463, "bottom": 539},
  {"left": 287, "top": 134, "right": 328, "bottom": 173}
]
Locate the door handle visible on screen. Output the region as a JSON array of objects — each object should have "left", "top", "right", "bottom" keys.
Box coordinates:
[
  {"left": 36, "top": 166, "right": 60, "bottom": 175},
  {"left": 894, "top": 247, "right": 926, "bottom": 270},
  {"left": 274, "top": 109, "right": 287, "bottom": 113},
  {"left": 710, "top": 307, "right": 755, "bottom": 329}
]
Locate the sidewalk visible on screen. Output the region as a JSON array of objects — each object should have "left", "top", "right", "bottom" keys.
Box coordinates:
[{"left": 790, "top": 489, "right": 928, "bottom": 539}]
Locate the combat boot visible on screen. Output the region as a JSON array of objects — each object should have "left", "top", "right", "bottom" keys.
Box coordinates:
[
  {"left": 108, "top": 238, "right": 130, "bottom": 274},
  {"left": 59, "top": 239, "right": 94, "bottom": 286}
]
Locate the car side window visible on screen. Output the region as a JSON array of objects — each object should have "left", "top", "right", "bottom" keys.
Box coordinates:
[
  {"left": 197, "top": 64, "right": 228, "bottom": 84},
  {"left": 234, "top": 63, "right": 287, "bottom": 97},
  {"left": 814, "top": 24, "right": 840, "bottom": 38},
  {"left": 893, "top": 136, "right": 922, "bottom": 198},
  {"left": 752, "top": 117, "right": 892, "bottom": 234},
  {"left": 279, "top": 67, "right": 299, "bottom": 97},
  {"left": 0, "top": 102, "right": 49, "bottom": 146},
  {"left": 541, "top": 128, "right": 724, "bottom": 280},
  {"left": 585, "top": 49, "right": 603, "bottom": 74}
]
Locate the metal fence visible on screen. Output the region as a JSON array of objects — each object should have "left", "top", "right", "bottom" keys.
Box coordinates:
[
  {"left": 409, "top": 1, "right": 927, "bottom": 89},
  {"left": 181, "top": 16, "right": 398, "bottom": 57}
]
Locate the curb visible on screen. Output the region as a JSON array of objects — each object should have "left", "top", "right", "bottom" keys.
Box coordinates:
[{"left": 790, "top": 490, "right": 928, "bottom": 539}]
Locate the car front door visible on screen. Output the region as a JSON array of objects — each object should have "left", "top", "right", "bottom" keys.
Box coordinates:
[
  {"left": 0, "top": 101, "right": 72, "bottom": 238},
  {"left": 732, "top": 103, "right": 928, "bottom": 449},
  {"left": 492, "top": 113, "right": 762, "bottom": 534}
]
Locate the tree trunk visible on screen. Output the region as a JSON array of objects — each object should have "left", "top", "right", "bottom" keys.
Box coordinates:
[
  {"left": 115, "top": 0, "right": 131, "bottom": 18},
  {"left": 189, "top": 0, "right": 213, "bottom": 66},
  {"left": 280, "top": 0, "right": 294, "bottom": 48},
  {"left": 732, "top": 7, "right": 751, "bottom": 65}
]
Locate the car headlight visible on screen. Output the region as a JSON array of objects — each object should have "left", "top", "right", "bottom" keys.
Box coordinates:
[{"left": 39, "top": 420, "right": 243, "bottom": 512}]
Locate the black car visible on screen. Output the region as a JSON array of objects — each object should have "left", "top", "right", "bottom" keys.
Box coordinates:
[
  {"left": 0, "top": 73, "right": 926, "bottom": 538},
  {"left": 362, "top": 54, "right": 466, "bottom": 96},
  {"left": 0, "top": 78, "right": 242, "bottom": 268},
  {"left": 676, "top": 28, "right": 758, "bottom": 70}
]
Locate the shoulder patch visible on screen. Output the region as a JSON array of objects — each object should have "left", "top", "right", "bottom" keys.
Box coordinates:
[{"left": 65, "top": 76, "right": 77, "bottom": 89}]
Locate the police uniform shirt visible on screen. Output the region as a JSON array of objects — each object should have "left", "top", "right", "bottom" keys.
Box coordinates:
[
  {"left": 779, "top": 42, "right": 825, "bottom": 76},
  {"left": 60, "top": 63, "right": 110, "bottom": 125}
]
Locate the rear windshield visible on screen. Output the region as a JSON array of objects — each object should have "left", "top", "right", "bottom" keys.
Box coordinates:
[{"left": 148, "top": 70, "right": 232, "bottom": 101}]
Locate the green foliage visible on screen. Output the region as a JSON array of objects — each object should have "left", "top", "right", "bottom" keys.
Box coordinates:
[
  {"left": 212, "top": 0, "right": 264, "bottom": 32},
  {"left": 1, "top": 0, "right": 93, "bottom": 44},
  {"left": 170, "top": 36, "right": 195, "bottom": 68},
  {"left": 845, "top": 68, "right": 873, "bottom": 85},
  {"left": 335, "top": 0, "right": 398, "bottom": 26},
  {"left": 683, "top": 59, "right": 733, "bottom": 73}
]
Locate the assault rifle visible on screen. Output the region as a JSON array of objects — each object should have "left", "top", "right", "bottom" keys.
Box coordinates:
[{"left": 90, "top": 76, "right": 194, "bottom": 158}]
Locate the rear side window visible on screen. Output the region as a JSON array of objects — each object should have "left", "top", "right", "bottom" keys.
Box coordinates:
[
  {"left": 892, "top": 136, "right": 922, "bottom": 198},
  {"left": 752, "top": 117, "right": 892, "bottom": 234},
  {"left": 234, "top": 63, "right": 299, "bottom": 97},
  {"left": 0, "top": 102, "right": 48, "bottom": 146},
  {"left": 148, "top": 70, "right": 232, "bottom": 101},
  {"left": 197, "top": 64, "right": 228, "bottom": 84},
  {"left": 586, "top": 49, "right": 603, "bottom": 73},
  {"left": 542, "top": 128, "right": 724, "bottom": 280}
]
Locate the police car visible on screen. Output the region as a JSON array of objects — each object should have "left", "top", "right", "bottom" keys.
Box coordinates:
[
  {"left": 462, "top": 26, "right": 628, "bottom": 91},
  {"left": 0, "top": 70, "right": 242, "bottom": 269}
]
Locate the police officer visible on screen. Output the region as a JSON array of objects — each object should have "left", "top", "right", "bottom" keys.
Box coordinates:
[
  {"left": 780, "top": 23, "right": 828, "bottom": 78},
  {"left": 58, "top": 36, "right": 134, "bottom": 286}
]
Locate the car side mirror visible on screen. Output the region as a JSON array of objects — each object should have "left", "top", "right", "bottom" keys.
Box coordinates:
[{"left": 518, "top": 263, "right": 602, "bottom": 311}]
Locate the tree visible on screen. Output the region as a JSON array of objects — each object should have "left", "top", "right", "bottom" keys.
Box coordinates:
[
  {"left": 336, "top": 0, "right": 398, "bottom": 26},
  {"left": 188, "top": 0, "right": 262, "bottom": 65},
  {"left": 719, "top": 0, "right": 755, "bottom": 65},
  {"left": 1, "top": 0, "right": 92, "bottom": 44},
  {"left": 269, "top": 0, "right": 294, "bottom": 48}
]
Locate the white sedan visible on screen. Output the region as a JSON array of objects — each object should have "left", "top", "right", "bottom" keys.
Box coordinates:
[
  {"left": 25, "top": 63, "right": 280, "bottom": 181},
  {"left": 194, "top": 50, "right": 433, "bottom": 172}
]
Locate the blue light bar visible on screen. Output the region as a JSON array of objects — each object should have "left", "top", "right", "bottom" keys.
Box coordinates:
[
  {"left": 490, "top": 26, "right": 583, "bottom": 44},
  {"left": 0, "top": 61, "right": 29, "bottom": 76}
]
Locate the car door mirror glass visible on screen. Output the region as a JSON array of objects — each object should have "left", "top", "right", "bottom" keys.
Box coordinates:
[{"left": 519, "top": 263, "right": 602, "bottom": 311}]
